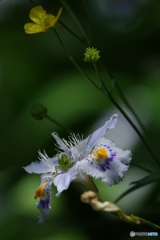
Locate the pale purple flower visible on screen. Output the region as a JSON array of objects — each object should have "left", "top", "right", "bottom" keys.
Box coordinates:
[{"left": 23, "top": 114, "right": 131, "bottom": 223}]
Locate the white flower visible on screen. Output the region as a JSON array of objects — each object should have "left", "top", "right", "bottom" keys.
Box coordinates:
[{"left": 23, "top": 114, "right": 132, "bottom": 223}]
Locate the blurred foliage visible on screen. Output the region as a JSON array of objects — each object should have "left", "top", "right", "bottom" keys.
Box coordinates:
[{"left": 0, "top": 0, "right": 160, "bottom": 239}]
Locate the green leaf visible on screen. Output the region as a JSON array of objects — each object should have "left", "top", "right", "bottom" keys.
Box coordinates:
[
  {"left": 130, "top": 172, "right": 160, "bottom": 185},
  {"left": 114, "top": 172, "right": 160, "bottom": 203}
]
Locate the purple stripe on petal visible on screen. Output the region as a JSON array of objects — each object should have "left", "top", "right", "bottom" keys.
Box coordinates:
[{"left": 40, "top": 197, "right": 50, "bottom": 209}]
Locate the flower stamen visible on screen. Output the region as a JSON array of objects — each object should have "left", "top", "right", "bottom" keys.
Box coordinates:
[{"left": 92, "top": 147, "right": 108, "bottom": 162}]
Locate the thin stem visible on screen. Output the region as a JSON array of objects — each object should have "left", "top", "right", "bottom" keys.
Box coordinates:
[
  {"left": 54, "top": 29, "right": 160, "bottom": 169},
  {"left": 115, "top": 81, "right": 160, "bottom": 167},
  {"left": 117, "top": 210, "right": 160, "bottom": 230},
  {"left": 53, "top": 29, "right": 103, "bottom": 95},
  {"left": 111, "top": 98, "right": 160, "bottom": 168},
  {"left": 59, "top": 0, "right": 89, "bottom": 42},
  {"left": 93, "top": 62, "right": 160, "bottom": 169},
  {"left": 82, "top": 191, "right": 160, "bottom": 230},
  {"left": 58, "top": 20, "right": 88, "bottom": 47},
  {"left": 45, "top": 114, "right": 71, "bottom": 134},
  {"left": 106, "top": 67, "right": 149, "bottom": 138},
  {"left": 53, "top": 28, "right": 160, "bottom": 168},
  {"left": 100, "top": 61, "right": 160, "bottom": 161},
  {"left": 81, "top": 0, "right": 93, "bottom": 45}
]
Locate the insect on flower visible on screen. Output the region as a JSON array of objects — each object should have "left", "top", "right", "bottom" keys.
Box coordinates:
[
  {"left": 23, "top": 114, "right": 132, "bottom": 224},
  {"left": 55, "top": 152, "right": 73, "bottom": 175}
]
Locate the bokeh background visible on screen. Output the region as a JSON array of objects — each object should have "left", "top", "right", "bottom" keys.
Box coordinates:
[{"left": 1, "top": 0, "right": 160, "bottom": 239}]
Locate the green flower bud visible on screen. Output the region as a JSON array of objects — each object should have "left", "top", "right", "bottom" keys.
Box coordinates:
[
  {"left": 84, "top": 47, "right": 100, "bottom": 63},
  {"left": 31, "top": 103, "right": 47, "bottom": 120}
]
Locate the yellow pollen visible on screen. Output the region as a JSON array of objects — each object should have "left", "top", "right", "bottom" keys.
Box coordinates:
[
  {"left": 92, "top": 147, "right": 108, "bottom": 162},
  {"left": 34, "top": 181, "right": 48, "bottom": 199}
]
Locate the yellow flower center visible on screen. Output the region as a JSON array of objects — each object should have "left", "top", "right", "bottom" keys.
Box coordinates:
[
  {"left": 92, "top": 147, "right": 108, "bottom": 162},
  {"left": 34, "top": 181, "right": 48, "bottom": 199}
]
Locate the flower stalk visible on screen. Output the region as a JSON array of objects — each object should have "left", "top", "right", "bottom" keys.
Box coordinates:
[
  {"left": 81, "top": 191, "right": 160, "bottom": 230},
  {"left": 92, "top": 62, "right": 160, "bottom": 169},
  {"left": 31, "top": 103, "right": 71, "bottom": 133},
  {"left": 24, "top": 114, "right": 132, "bottom": 223},
  {"left": 53, "top": 29, "right": 102, "bottom": 94}
]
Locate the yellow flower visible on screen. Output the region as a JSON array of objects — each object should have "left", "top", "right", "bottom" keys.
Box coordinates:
[{"left": 24, "top": 6, "right": 62, "bottom": 34}]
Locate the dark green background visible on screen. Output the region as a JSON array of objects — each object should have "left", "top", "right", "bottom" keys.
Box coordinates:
[{"left": 0, "top": 0, "right": 160, "bottom": 239}]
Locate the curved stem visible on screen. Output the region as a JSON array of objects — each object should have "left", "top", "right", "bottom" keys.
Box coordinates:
[
  {"left": 45, "top": 114, "right": 71, "bottom": 134},
  {"left": 114, "top": 81, "right": 160, "bottom": 167},
  {"left": 58, "top": 20, "right": 88, "bottom": 47},
  {"left": 59, "top": 0, "right": 89, "bottom": 43},
  {"left": 99, "top": 61, "right": 160, "bottom": 161},
  {"left": 111, "top": 98, "right": 160, "bottom": 168},
  {"left": 92, "top": 62, "right": 160, "bottom": 169},
  {"left": 81, "top": 191, "right": 160, "bottom": 230},
  {"left": 53, "top": 29, "right": 103, "bottom": 95},
  {"left": 53, "top": 29, "right": 160, "bottom": 168},
  {"left": 105, "top": 67, "right": 150, "bottom": 138}
]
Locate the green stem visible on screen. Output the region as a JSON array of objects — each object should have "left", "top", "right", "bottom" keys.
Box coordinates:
[
  {"left": 106, "top": 68, "right": 150, "bottom": 138},
  {"left": 45, "top": 114, "right": 71, "bottom": 134},
  {"left": 115, "top": 81, "right": 160, "bottom": 168},
  {"left": 92, "top": 62, "right": 160, "bottom": 169},
  {"left": 117, "top": 210, "right": 160, "bottom": 230},
  {"left": 53, "top": 29, "right": 103, "bottom": 95},
  {"left": 111, "top": 98, "right": 160, "bottom": 168},
  {"left": 59, "top": 0, "right": 89, "bottom": 43},
  {"left": 53, "top": 28, "right": 160, "bottom": 169},
  {"left": 100, "top": 61, "right": 160, "bottom": 162},
  {"left": 58, "top": 20, "right": 88, "bottom": 47},
  {"left": 97, "top": 192, "right": 106, "bottom": 202}
]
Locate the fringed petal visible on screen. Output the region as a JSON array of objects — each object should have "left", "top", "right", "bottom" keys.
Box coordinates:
[
  {"left": 23, "top": 153, "right": 58, "bottom": 174},
  {"left": 77, "top": 137, "right": 131, "bottom": 186}
]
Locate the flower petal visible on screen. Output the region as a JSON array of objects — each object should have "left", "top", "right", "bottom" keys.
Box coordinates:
[
  {"left": 23, "top": 155, "right": 58, "bottom": 174},
  {"left": 24, "top": 23, "right": 46, "bottom": 34},
  {"left": 23, "top": 161, "right": 47, "bottom": 174},
  {"left": 53, "top": 165, "right": 77, "bottom": 197},
  {"left": 52, "top": 132, "right": 71, "bottom": 156},
  {"left": 29, "top": 6, "right": 46, "bottom": 24},
  {"left": 77, "top": 137, "right": 131, "bottom": 186},
  {"left": 36, "top": 174, "right": 54, "bottom": 224},
  {"left": 86, "top": 114, "right": 118, "bottom": 149},
  {"left": 74, "top": 166, "right": 98, "bottom": 192},
  {"left": 50, "top": 7, "right": 62, "bottom": 27}
]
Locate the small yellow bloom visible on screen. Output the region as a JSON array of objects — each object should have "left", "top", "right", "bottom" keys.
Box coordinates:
[{"left": 24, "top": 6, "right": 62, "bottom": 34}]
